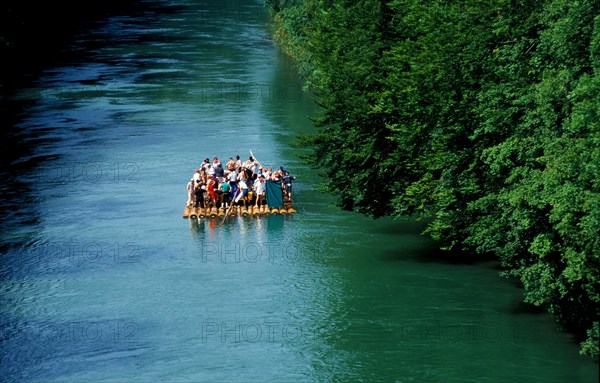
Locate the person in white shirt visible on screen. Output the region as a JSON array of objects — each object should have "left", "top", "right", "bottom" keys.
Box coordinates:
[
  {"left": 263, "top": 168, "right": 271, "bottom": 181},
  {"left": 235, "top": 173, "right": 249, "bottom": 206},
  {"left": 201, "top": 159, "right": 212, "bottom": 177},
  {"left": 186, "top": 178, "right": 194, "bottom": 206},
  {"left": 251, "top": 162, "right": 260, "bottom": 177},
  {"left": 235, "top": 155, "right": 242, "bottom": 174},
  {"left": 193, "top": 169, "right": 201, "bottom": 183},
  {"left": 206, "top": 164, "right": 215, "bottom": 177},
  {"left": 254, "top": 175, "right": 266, "bottom": 207},
  {"left": 227, "top": 170, "right": 237, "bottom": 183},
  {"left": 242, "top": 156, "right": 254, "bottom": 171}
]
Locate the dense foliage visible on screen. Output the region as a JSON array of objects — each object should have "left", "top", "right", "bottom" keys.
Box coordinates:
[{"left": 267, "top": 0, "right": 599, "bottom": 357}]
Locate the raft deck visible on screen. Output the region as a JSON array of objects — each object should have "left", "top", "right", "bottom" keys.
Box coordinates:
[{"left": 183, "top": 204, "right": 296, "bottom": 219}]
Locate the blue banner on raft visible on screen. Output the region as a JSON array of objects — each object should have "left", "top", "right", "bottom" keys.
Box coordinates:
[{"left": 266, "top": 180, "right": 283, "bottom": 208}]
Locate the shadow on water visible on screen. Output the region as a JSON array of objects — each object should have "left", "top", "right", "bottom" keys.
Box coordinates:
[
  {"left": 368, "top": 216, "right": 430, "bottom": 236},
  {"left": 0, "top": 103, "right": 46, "bottom": 249},
  {"left": 0, "top": 1, "right": 189, "bottom": 90},
  {"left": 0, "top": 1, "right": 187, "bottom": 250},
  {"left": 509, "top": 300, "right": 548, "bottom": 315},
  {"left": 365, "top": 217, "right": 499, "bottom": 266},
  {"left": 410, "top": 248, "right": 499, "bottom": 266}
]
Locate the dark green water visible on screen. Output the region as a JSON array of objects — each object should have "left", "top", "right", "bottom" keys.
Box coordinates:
[{"left": 0, "top": 1, "right": 597, "bottom": 382}]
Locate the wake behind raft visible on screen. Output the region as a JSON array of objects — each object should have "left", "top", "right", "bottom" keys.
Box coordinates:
[{"left": 182, "top": 152, "right": 296, "bottom": 220}]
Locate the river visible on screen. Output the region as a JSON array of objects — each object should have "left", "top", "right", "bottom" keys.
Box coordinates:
[{"left": 0, "top": 0, "right": 597, "bottom": 382}]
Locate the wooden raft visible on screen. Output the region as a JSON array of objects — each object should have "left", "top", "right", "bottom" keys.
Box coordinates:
[{"left": 183, "top": 203, "right": 296, "bottom": 219}]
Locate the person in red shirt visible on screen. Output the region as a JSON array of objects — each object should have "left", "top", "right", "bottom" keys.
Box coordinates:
[{"left": 207, "top": 176, "right": 218, "bottom": 208}]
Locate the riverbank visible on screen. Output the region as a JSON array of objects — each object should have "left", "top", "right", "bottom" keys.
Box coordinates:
[{"left": 265, "top": 0, "right": 600, "bottom": 358}]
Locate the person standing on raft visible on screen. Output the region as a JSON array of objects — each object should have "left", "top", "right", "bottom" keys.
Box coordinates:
[
  {"left": 219, "top": 181, "right": 231, "bottom": 209},
  {"left": 235, "top": 172, "right": 250, "bottom": 207},
  {"left": 282, "top": 170, "right": 296, "bottom": 203},
  {"left": 186, "top": 178, "right": 194, "bottom": 207},
  {"left": 194, "top": 179, "right": 205, "bottom": 208},
  {"left": 207, "top": 175, "right": 218, "bottom": 207},
  {"left": 254, "top": 175, "right": 266, "bottom": 207}
]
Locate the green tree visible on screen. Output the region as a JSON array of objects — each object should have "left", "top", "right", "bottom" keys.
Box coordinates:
[{"left": 266, "top": 0, "right": 600, "bottom": 356}]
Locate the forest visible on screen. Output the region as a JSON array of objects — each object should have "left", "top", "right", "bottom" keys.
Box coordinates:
[{"left": 266, "top": 0, "right": 599, "bottom": 357}]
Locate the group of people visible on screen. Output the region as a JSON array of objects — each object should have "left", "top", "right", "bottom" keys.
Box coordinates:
[{"left": 186, "top": 155, "right": 295, "bottom": 210}]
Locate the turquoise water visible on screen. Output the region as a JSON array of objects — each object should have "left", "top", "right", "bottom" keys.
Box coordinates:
[{"left": 0, "top": 1, "right": 597, "bottom": 382}]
